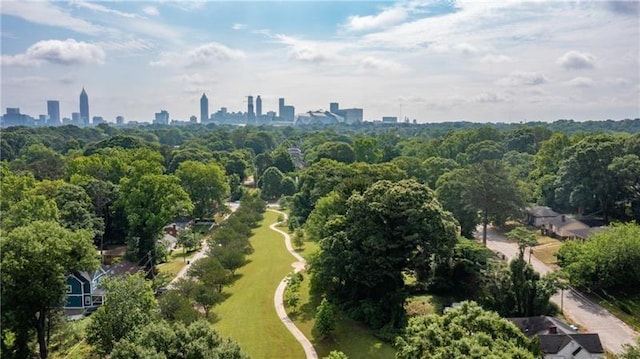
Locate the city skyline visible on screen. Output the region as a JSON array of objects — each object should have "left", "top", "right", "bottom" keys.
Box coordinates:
[{"left": 1, "top": 1, "right": 639, "bottom": 123}]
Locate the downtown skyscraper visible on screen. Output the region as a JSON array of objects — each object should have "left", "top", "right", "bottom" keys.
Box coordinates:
[
  {"left": 200, "top": 93, "right": 208, "bottom": 123},
  {"left": 79, "top": 88, "right": 89, "bottom": 126},
  {"left": 47, "top": 100, "right": 60, "bottom": 125}
]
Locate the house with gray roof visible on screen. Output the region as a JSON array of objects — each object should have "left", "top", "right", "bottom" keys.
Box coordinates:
[{"left": 539, "top": 333, "right": 604, "bottom": 358}]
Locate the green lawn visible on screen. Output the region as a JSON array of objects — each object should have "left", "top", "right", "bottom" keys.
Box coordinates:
[
  {"left": 157, "top": 247, "right": 200, "bottom": 277},
  {"left": 286, "top": 237, "right": 396, "bottom": 359},
  {"left": 212, "top": 211, "right": 305, "bottom": 359},
  {"left": 287, "top": 272, "right": 396, "bottom": 359}
]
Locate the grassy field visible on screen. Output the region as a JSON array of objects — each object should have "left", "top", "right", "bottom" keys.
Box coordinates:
[
  {"left": 212, "top": 211, "right": 305, "bottom": 359},
  {"left": 285, "top": 234, "right": 396, "bottom": 359},
  {"left": 532, "top": 239, "right": 563, "bottom": 268},
  {"left": 287, "top": 272, "right": 396, "bottom": 359},
  {"left": 157, "top": 247, "right": 200, "bottom": 277}
]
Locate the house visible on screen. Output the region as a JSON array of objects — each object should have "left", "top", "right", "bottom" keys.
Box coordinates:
[
  {"left": 539, "top": 333, "right": 604, "bottom": 359},
  {"left": 526, "top": 206, "right": 560, "bottom": 227},
  {"left": 64, "top": 260, "right": 142, "bottom": 318},
  {"left": 566, "top": 227, "right": 605, "bottom": 241},
  {"left": 64, "top": 267, "right": 108, "bottom": 318},
  {"left": 546, "top": 215, "right": 590, "bottom": 239},
  {"left": 508, "top": 316, "right": 575, "bottom": 338}
]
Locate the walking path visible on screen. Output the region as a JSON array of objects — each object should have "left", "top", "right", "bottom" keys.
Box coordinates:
[
  {"left": 268, "top": 209, "right": 319, "bottom": 359},
  {"left": 479, "top": 226, "right": 638, "bottom": 354}
]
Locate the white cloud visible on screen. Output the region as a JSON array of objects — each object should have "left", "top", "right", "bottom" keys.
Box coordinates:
[
  {"left": 232, "top": 23, "right": 247, "bottom": 30},
  {"left": 150, "top": 42, "right": 245, "bottom": 67},
  {"left": 480, "top": 54, "right": 513, "bottom": 63},
  {"left": 2, "top": 39, "right": 105, "bottom": 66},
  {"left": 360, "top": 56, "right": 405, "bottom": 73},
  {"left": 497, "top": 71, "right": 548, "bottom": 86},
  {"left": 556, "top": 51, "right": 596, "bottom": 70},
  {"left": 566, "top": 77, "right": 594, "bottom": 87},
  {"left": 95, "top": 38, "right": 155, "bottom": 52},
  {"left": 143, "top": 6, "right": 159, "bottom": 16},
  {"left": 473, "top": 92, "right": 510, "bottom": 103},
  {"left": 0, "top": 1, "right": 104, "bottom": 35},
  {"left": 343, "top": 7, "right": 408, "bottom": 32},
  {"left": 71, "top": 1, "right": 139, "bottom": 18},
  {"left": 270, "top": 33, "right": 343, "bottom": 63}
]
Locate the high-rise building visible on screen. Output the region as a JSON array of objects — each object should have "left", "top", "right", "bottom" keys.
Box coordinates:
[
  {"left": 279, "top": 98, "right": 285, "bottom": 117},
  {"left": 79, "top": 88, "right": 89, "bottom": 126},
  {"left": 330, "top": 102, "right": 339, "bottom": 114},
  {"left": 247, "top": 96, "right": 255, "bottom": 123},
  {"left": 116, "top": 116, "right": 124, "bottom": 125},
  {"left": 256, "top": 96, "right": 262, "bottom": 117},
  {"left": 154, "top": 110, "right": 169, "bottom": 125},
  {"left": 200, "top": 93, "right": 208, "bottom": 123},
  {"left": 47, "top": 100, "right": 60, "bottom": 126},
  {"left": 72, "top": 112, "right": 81, "bottom": 125}
]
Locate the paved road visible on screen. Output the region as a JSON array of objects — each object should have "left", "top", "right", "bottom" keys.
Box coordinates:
[
  {"left": 168, "top": 202, "right": 240, "bottom": 288},
  {"left": 269, "top": 209, "right": 319, "bottom": 359},
  {"left": 479, "top": 226, "right": 638, "bottom": 354}
]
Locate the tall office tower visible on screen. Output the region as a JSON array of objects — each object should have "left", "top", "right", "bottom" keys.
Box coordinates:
[
  {"left": 247, "top": 96, "right": 255, "bottom": 122},
  {"left": 279, "top": 98, "right": 285, "bottom": 117},
  {"left": 256, "top": 95, "right": 262, "bottom": 117},
  {"left": 47, "top": 100, "right": 60, "bottom": 125},
  {"left": 330, "top": 102, "right": 339, "bottom": 114},
  {"left": 72, "top": 112, "right": 81, "bottom": 125},
  {"left": 79, "top": 88, "right": 89, "bottom": 126},
  {"left": 116, "top": 116, "right": 124, "bottom": 125},
  {"left": 200, "top": 93, "right": 208, "bottom": 123}
]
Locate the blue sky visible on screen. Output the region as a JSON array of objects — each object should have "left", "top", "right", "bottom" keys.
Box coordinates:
[{"left": 1, "top": 1, "right": 638, "bottom": 123}]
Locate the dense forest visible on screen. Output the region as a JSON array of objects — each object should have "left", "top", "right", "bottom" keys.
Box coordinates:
[{"left": 2, "top": 119, "right": 639, "bottom": 358}]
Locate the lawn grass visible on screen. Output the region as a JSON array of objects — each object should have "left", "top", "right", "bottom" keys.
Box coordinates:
[
  {"left": 287, "top": 272, "right": 396, "bottom": 359},
  {"left": 531, "top": 236, "right": 563, "bottom": 268},
  {"left": 285, "top": 237, "right": 396, "bottom": 359},
  {"left": 212, "top": 211, "right": 305, "bottom": 359},
  {"left": 157, "top": 247, "right": 200, "bottom": 277}
]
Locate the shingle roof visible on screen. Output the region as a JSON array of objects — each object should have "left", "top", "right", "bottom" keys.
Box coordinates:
[
  {"left": 539, "top": 334, "right": 604, "bottom": 354},
  {"left": 528, "top": 206, "right": 560, "bottom": 218}
]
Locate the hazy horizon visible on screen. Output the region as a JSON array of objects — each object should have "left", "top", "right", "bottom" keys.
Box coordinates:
[{"left": 1, "top": 1, "right": 639, "bottom": 123}]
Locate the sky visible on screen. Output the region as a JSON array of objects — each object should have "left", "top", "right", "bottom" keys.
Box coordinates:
[{"left": 1, "top": 0, "right": 639, "bottom": 123}]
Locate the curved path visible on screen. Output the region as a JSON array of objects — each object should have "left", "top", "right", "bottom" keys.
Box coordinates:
[
  {"left": 479, "top": 226, "right": 638, "bottom": 354},
  {"left": 268, "top": 209, "right": 319, "bottom": 359}
]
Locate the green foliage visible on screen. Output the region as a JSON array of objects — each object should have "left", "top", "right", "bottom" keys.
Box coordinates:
[
  {"left": 10, "top": 143, "right": 67, "bottom": 180},
  {"left": 620, "top": 337, "right": 640, "bottom": 359},
  {"left": 86, "top": 273, "right": 158, "bottom": 354},
  {"left": 324, "top": 350, "right": 349, "bottom": 359},
  {"left": 292, "top": 228, "right": 305, "bottom": 249},
  {"left": 110, "top": 320, "right": 249, "bottom": 359},
  {"left": 175, "top": 160, "right": 229, "bottom": 218},
  {"left": 310, "top": 180, "right": 458, "bottom": 328},
  {"left": 556, "top": 223, "right": 640, "bottom": 291},
  {"left": 429, "top": 238, "right": 491, "bottom": 297},
  {"left": 118, "top": 174, "right": 193, "bottom": 266},
  {"left": 435, "top": 168, "right": 477, "bottom": 238},
  {"left": 395, "top": 301, "right": 534, "bottom": 359},
  {"left": 1, "top": 221, "right": 98, "bottom": 359},
  {"left": 314, "top": 298, "right": 337, "bottom": 338},
  {"left": 315, "top": 141, "right": 356, "bottom": 164},
  {"left": 506, "top": 227, "right": 537, "bottom": 258},
  {"left": 158, "top": 291, "right": 200, "bottom": 324},
  {"left": 478, "top": 258, "right": 557, "bottom": 317}
]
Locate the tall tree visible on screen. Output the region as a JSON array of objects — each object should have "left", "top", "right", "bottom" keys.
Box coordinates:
[
  {"left": 86, "top": 273, "right": 157, "bottom": 354},
  {"left": 175, "top": 160, "right": 229, "bottom": 218},
  {"left": 396, "top": 301, "right": 534, "bottom": 359},
  {"left": 310, "top": 180, "right": 458, "bottom": 328},
  {"left": 466, "top": 160, "right": 524, "bottom": 245},
  {"left": 118, "top": 174, "right": 193, "bottom": 267},
  {"left": 1, "top": 221, "right": 98, "bottom": 359}
]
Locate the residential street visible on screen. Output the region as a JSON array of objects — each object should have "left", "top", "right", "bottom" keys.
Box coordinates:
[{"left": 479, "top": 226, "right": 638, "bottom": 354}]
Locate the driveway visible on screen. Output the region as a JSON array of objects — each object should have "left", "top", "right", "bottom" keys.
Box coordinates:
[{"left": 479, "top": 226, "right": 638, "bottom": 354}]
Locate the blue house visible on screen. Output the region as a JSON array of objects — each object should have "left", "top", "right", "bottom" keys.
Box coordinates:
[
  {"left": 64, "top": 267, "right": 108, "bottom": 315},
  {"left": 64, "top": 260, "right": 142, "bottom": 318}
]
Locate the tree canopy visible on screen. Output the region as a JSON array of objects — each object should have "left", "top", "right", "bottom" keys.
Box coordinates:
[
  {"left": 310, "top": 179, "right": 458, "bottom": 328},
  {"left": 395, "top": 301, "right": 534, "bottom": 359}
]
